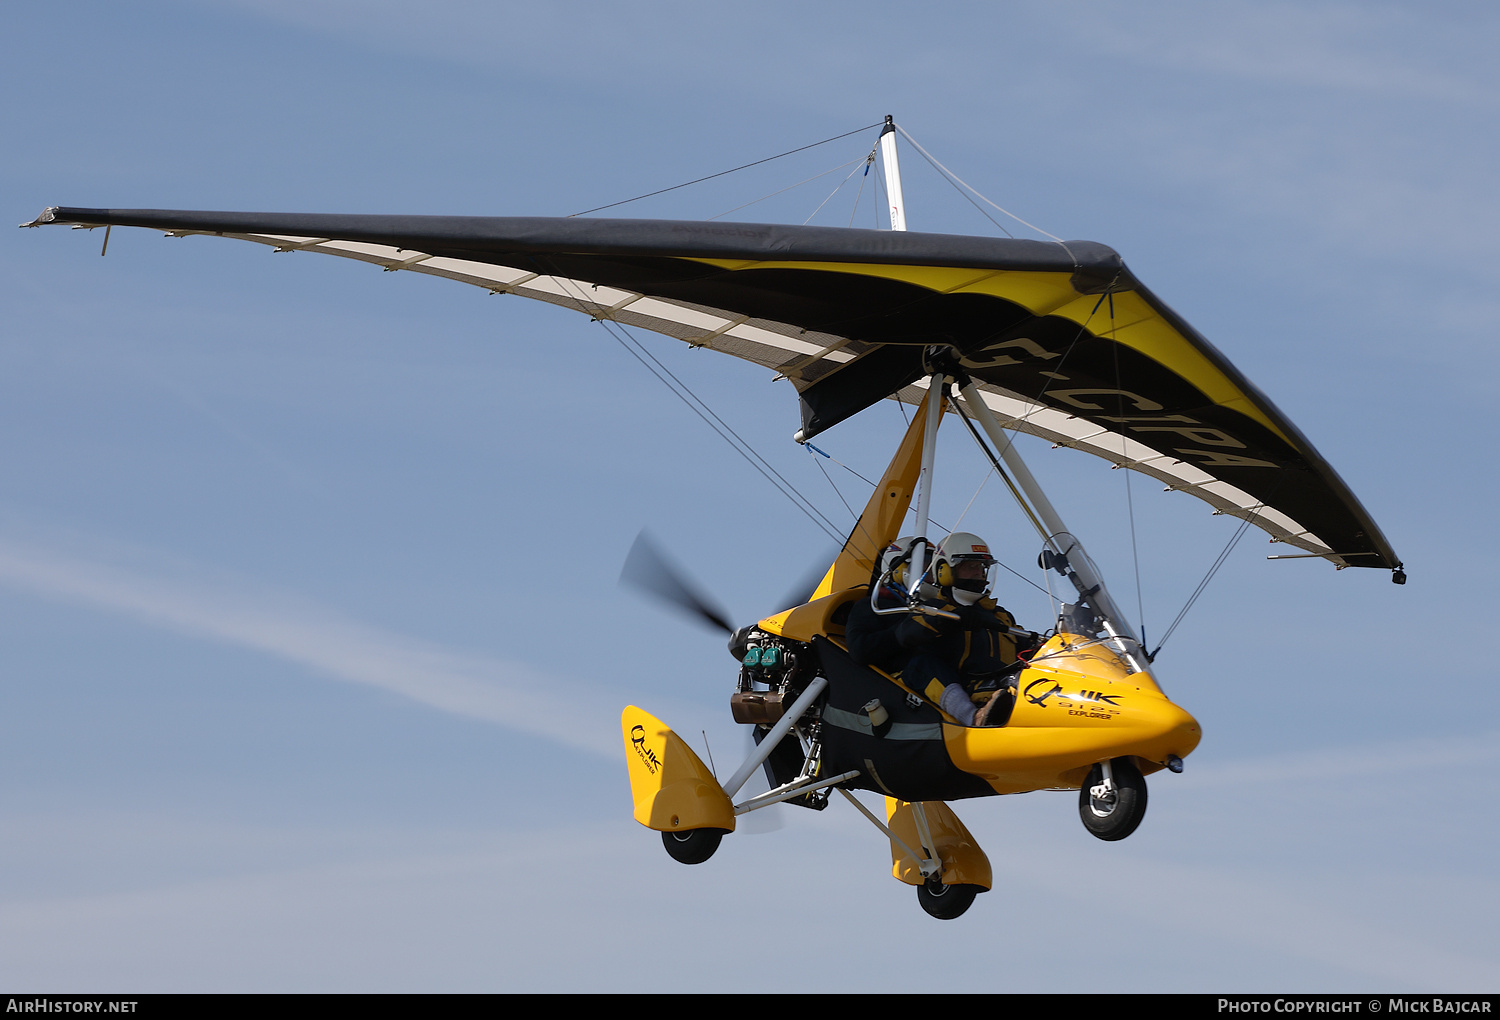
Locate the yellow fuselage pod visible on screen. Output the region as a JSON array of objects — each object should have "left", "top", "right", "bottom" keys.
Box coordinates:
[
  {"left": 885, "top": 799, "right": 992, "bottom": 889},
  {"left": 621, "top": 706, "right": 735, "bottom": 833},
  {"left": 943, "top": 634, "right": 1201, "bottom": 795}
]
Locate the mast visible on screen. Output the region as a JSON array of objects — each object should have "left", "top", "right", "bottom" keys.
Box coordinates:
[
  {"left": 879, "top": 115, "right": 907, "bottom": 232},
  {"left": 880, "top": 116, "right": 938, "bottom": 585},
  {"left": 880, "top": 115, "right": 1154, "bottom": 680}
]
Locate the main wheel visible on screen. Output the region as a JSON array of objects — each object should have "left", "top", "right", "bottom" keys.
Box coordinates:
[
  {"left": 661, "top": 827, "right": 727, "bottom": 865},
  {"left": 1078, "top": 758, "right": 1148, "bottom": 841},
  {"left": 916, "top": 877, "right": 981, "bottom": 920}
]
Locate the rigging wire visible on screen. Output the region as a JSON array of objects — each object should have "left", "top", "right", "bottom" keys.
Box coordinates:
[
  {"left": 1124, "top": 458, "right": 1146, "bottom": 647},
  {"left": 576, "top": 309, "right": 848, "bottom": 544},
  {"left": 804, "top": 438, "right": 956, "bottom": 557},
  {"left": 805, "top": 437, "right": 895, "bottom": 560},
  {"left": 1151, "top": 471, "right": 1289, "bottom": 658},
  {"left": 893, "top": 124, "right": 1068, "bottom": 248},
  {"left": 946, "top": 461, "right": 1055, "bottom": 603},
  {"left": 949, "top": 400, "right": 1055, "bottom": 599},
  {"left": 1106, "top": 291, "right": 1149, "bottom": 645},
  {"left": 1149, "top": 506, "right": 1265, "bottom": 658},
  {"left": 805, "top": 428, "right": 971, "bottom": 550},
  {"left": 948, "top": 282, "right": 1262, "bottom": 653},
  {"left": 846, "top": 150, "right": 874, "bottom": 228},
  {"left": 558, "top": 120, "right": 1188, "bottom": 624},
  {"left": 707, "top": 156, "right": 866, "bottom": 222},
  {"left": 568, "top": 122, "right": 883, "bottom": 217},
  {"left": 803, "top": 441, "right": 876, "bottom": 489},
  {"left": 880, "top": 126, "right": 1309, "bottom": 643},
  {"left": 606, "top": 322, "right": 847, "bottom": 544},
  {"left": 804, "top": 435, "right": 956, "bottom": 546},
  {"left": 801, "top": 151, "right": 876, "bottom": 225},
  {"left": 997, "top": 552, "right": 1054, "bottom": 599},
  {"left": 950, "top": 466, "right": 994, "bottom": 533},
  {"left": 807, "top": 447, "right": 858, "bottom": 522},
  {"left": 961, "top": 289, "right": 1114, "bottom": 470}
]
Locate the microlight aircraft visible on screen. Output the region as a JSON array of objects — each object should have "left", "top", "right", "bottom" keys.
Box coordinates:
[{"left": 24, "top": 119, "right": 1401, "bottom": 919}]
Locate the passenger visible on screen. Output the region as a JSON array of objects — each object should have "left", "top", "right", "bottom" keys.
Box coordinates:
[
  {"left": 846, "top": 533, "right": 1035, "bottom": 726},
  {"left": 844, "top": 536, "right": 925, "bottom": 673}
]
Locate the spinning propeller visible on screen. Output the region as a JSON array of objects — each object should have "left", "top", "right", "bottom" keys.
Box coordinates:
[
  {"left": 620, "top": 531, "right": 736, "bottom": 636},
  {"left": 620, "top": 530, "right": 831, "bottom": 647},
  {"left": 618, "top": 530, "right": 837, "bottom": 834}
]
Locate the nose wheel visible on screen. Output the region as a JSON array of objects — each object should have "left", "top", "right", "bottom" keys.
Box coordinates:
[
  {"left": 661, "top": 827, "right": 727, "bottom": 864},
  {"left": 1078, "top": 758, "right": 1147, "bottom": 841}
]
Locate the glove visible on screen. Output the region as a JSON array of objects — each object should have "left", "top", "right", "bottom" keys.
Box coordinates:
[
  {"left": 959, "top": 604, "right": 1008, "bottom": 630},
  {"left": 960, "top": 603, "right": 1020, "bottom": 631},
  {"left": 918, "top": 597, "right": 966, "bottom": 633},
  {"left": 896, "top": 599, "right": 965, "bottom": 648},
  {"left": 895, "top": 609, "right": 955, "bottom": 648}
]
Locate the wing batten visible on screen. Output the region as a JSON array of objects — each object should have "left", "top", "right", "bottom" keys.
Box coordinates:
[{"left": 29, "top": 206, "right": 1397, "bottom": 571}]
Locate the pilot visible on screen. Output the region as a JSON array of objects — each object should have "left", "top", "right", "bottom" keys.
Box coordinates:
[{"left": 846, "top": 532, "right": 1034, "bottom": 726}]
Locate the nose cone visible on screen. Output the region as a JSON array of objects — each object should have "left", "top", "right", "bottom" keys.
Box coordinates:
[
  {"left": 1157, "top": 700, "right": 1202, "bottom": 763},
  {"left": 1114, "top": 692, "right": 1202, "bottom": 769}
]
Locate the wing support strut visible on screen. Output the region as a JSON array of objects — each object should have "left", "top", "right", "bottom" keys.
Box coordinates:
[{"left": 956, "top": 378, "right": 1157, "bottom": 684}]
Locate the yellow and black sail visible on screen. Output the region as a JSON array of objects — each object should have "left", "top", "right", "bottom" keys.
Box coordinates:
[{"left": 25, "top": 207, "right": 1399, "bottom": 572}]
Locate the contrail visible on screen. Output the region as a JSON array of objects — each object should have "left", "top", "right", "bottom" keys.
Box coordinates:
[{"left": 0, "top": 537, "right": 626, "bottom": 757}]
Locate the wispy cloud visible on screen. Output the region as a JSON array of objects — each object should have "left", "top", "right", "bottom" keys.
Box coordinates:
[
  {"left": 1061, "top": 2, "right": 1496, "bottom": 104},
  {"left": 0, "top": 535, "right": 623, "bottom": 757}
]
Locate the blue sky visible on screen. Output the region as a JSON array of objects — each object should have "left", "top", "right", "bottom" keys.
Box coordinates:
[{"left": 2, "top": 0, "right": 1496, "bottom": 992}]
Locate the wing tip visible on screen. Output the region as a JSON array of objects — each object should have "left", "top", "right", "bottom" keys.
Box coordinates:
[{"left": 18, "top": 206, "right": 59, "bottom": 228}]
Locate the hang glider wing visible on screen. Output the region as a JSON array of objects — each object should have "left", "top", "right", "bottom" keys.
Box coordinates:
[{"left": 24, "top": 206, "right": 1398, "bottom": 572}]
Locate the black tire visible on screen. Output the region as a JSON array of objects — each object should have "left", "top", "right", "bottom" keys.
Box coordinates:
[
  {"left": 1078, "top": 758, "right": 1148, "bottom": 841},
  {"left": 916, "top": 877, "right": 982, "bottom": 920},
  {"left": 661, "top": 827, "right": 727, "bottom": 865}
]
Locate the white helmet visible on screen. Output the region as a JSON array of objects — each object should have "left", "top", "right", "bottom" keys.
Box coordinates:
[
  {"left": 878, "top": 536, "right": 919, "bottom": 592},
  {"left": 934, "top": 532, "right": 996, "bottom": 605}
]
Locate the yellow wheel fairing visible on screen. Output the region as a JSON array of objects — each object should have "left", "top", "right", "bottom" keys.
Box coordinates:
[
  {"left": 885, "top": 798, "right": 992, "bottom": 890},
  {"left": 621, "top": 706, "right": 735, "bottom": 833}
]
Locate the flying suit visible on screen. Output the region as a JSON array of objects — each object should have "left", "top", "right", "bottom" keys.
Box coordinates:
[{"left": 846, "top": 587, "right": 1026, "bottom": 726}]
